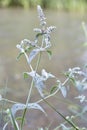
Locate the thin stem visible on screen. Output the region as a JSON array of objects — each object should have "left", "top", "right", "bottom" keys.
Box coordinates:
[
  {"left": 24, "top": 52, "right": 33, "bottom": 71},
  {"left": 20, "top": 52, "right": 42, "bottom": 130},
  {"left": 2, "top": 98, "right": 20, "bottom": 104},
  {"left": 36, "top": 76, "right": 70, "bottom": 104},
  {"left": 54, "top": 114, "right": 81, "bottom": 130},
  {"left": 26, "top": 52, "right": 41, "bottom": 105},
  {"left": 36, "top": 88, "right": 60, "bottom": 104},
  {"left": 25, "top": 79, "right": 34, "bottom": 106},
  {"left": 42, "top": 98, "right": 79, "bottom": 130},
  {"left": 62, "top": 77, "right": 69, "bottom": 86}
]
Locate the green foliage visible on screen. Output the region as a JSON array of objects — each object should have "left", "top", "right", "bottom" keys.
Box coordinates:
[
  {"left": 50, "top": 85, "right": 57, "bottom": 94},
  {"left": 47, "top": 50, "right": 52, "bottom": 59},
  {"left": 23, "top": 72, "right": 29, "bottom": 79},
  {"left": 0, "top": 0, "right": 87, "bottom": 12},
  {"left": 8, "top": 0, "right": 23, "bottom": 7}
]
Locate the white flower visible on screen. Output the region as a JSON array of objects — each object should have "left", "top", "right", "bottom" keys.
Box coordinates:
[{"left": 37, "top": 5, "right": 46, "bottom": 26}]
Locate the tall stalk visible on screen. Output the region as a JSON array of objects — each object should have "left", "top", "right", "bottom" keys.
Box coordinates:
[{"left": 20, "top": 52, "right": 42, "bottom": 130}]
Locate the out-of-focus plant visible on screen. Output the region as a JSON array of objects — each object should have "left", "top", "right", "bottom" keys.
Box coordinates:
[{"left": 0, "top": 5, "right": 87, "bottom": 130}]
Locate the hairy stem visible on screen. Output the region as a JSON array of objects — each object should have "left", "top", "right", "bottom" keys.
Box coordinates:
[{"left": 20, "top": 52, "right": 42, "bottom": 130}]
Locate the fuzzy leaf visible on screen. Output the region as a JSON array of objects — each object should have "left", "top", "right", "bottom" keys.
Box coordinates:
[
  {"left": 11, "top": 103, "right": 46, "bottom": 117},
  {"left": 23, "top": 72, "right": 29, "bottom": 79},
  {"left": 36, "top": 32, "right": 45, "bottom": 38},
  {"left": 25, "top": 46, "right": 33, "bottom": 53},
  {"left": 36, "top": 82, "right": 45, "bottom": 97},
  {"left": 16, "top": 52, "right": 24, "bottom": 60},
  {"left": 41, "top": 69, "right": 55, "bottom": 80},
  {"left": 28, "top": 49, "right": 40, "bottom": 63},
  {"left": 47, "top": 50, "right": 52, "bottom": 59},
  {"left": 50, "top": 85, "right": 57, "bottom": 94},
  {"left": 34, "top": 28, "right": 42, "bottom": 33},
  {"left": 34, "top": 76, "right": 46, "bottom": 97},
  {"left": 75, "top": 81, "right": 83, "bottom": 91},
  {"left": 70, "top": 77, "right": 76, "bottom": 85},
  {"left": 28, "top": 71, "right": 46, "bottom": 97},
  {"left": 3, "top": 122, "right": 9, "bottom": 130},
  {"left": 28, "top": 71, "right": 36, "bottom": 77},
  {"left": 59, "top": 86, "right": 67, "bottom": 98}
]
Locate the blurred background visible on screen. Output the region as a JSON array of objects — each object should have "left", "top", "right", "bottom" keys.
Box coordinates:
[{"left": 0, "top": 0, "right": 87, "bottom": 129}]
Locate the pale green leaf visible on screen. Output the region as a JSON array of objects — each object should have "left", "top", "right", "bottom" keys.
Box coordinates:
[
  {"left": 16, "top": 52, "right": 24, "bottom": 60},
  {"left": 50, "top": 85, "right": 57, "bottom": 94},
  {"left": 47, "top": 50, "right": 52, "bottom": 59},
  {"left": 23, "top": 72, "right": 29, "bottom": 79}
]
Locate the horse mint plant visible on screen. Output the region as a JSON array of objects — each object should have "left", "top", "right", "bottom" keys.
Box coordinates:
[{"left": 0, "top": 5, "right": 87, "bottom": 130}]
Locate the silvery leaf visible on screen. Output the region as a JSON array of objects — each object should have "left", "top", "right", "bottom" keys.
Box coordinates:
[
  {"left": 28, "top": 71, "right": 40, "bottom": 79},
  {"left": 33, "top": 28, "right": 42, "bottom": 33},
  {"left": 33, "top": 73, "right": 46, "bottom": 97},
  {"left": 72, "top": 67, "right": 80, "bottom": 71},
  {"left": 35, "top": 80, "right": 45, "bottom": 97},
  {"left": 25, "top": 70, "right": 46, "bottom": 97},
  {"left": 28, "top": 49, "right": 40, "bottom": 63},
  {"left": 34, "top": 73, "right": 46, "bottom": 97},
  {"left": 41, "top": 69, "right": 55, "bottom": 80},
  {"left": 3, "top": 122, "right": 9, "bottom": 130},
  {"left": 21, "top": 39, "right": 32, "bottom": 45},
  {"left": 59, "top": 85, "right": 67, "bottom": 98},
  {"left": 11, "top": 103, "right": 25, "bottom": 117},
  {"left": 75, "top": 81, "right": 83, "bottom": 91},
  {"left": 16, "top": 44, "right": 24, "bottom": 53},
  {"left": 46, "top": 26, "right": 56, "bottom": 33},
  {"left": 11, "top": 103, "right": 46, "bottom": 117},
  {"left": 27, "top": 103, "right": 46, "bottom": 115}
]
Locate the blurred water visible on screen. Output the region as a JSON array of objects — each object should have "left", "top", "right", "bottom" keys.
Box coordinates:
[{"left": 0, "top": 9, "right": 87, "bottom": 129}]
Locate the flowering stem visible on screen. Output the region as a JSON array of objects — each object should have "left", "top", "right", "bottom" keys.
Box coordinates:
[{"left": 20, "top": 52, "right": 42, "bottom": 130}]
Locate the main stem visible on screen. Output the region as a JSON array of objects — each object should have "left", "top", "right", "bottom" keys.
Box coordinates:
[{"left": 20, "top": 52, "right": 42, "bottom": 130}]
